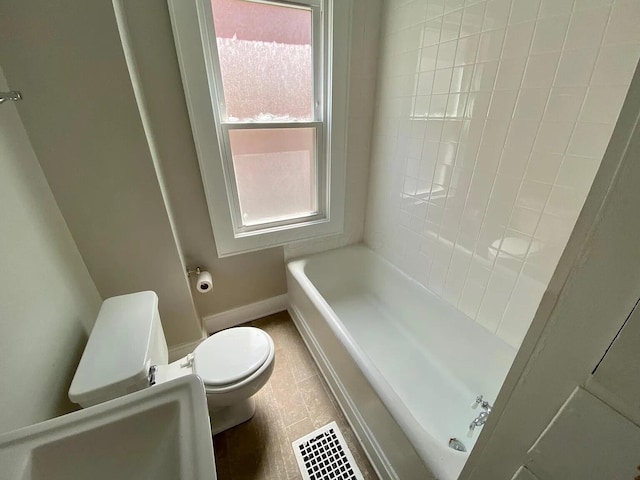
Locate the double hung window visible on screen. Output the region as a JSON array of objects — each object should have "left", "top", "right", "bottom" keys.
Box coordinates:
[{"left": 169, "top": 0, "right": 351, "bottom": 256}]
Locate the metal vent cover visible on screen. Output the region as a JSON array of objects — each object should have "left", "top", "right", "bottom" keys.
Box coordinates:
[{"left": 292, "top": 421, "right": 364, "bottom": 480}]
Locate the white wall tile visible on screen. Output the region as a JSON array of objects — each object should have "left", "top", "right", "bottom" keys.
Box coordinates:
[
  {"left": 517, "top": 180, "right": 551, "bottom": 211},
  {"left": 510, "top": 0, "right": 540, "bottom": 25},
  {"left": 459, "top": 278, "right": 487, "bottom": 318},
  {"left": 545, "top": 185, "right": 584, "bottom": 219},
  {"left": 446, "top": 0, "right": 465, "bottom": 14},
  {"left": 567, "top": 122, "right": 615, "bottom": 158},
  {"left": 427, "top": 0, "right": 446, "bottom": 20},
  {"left": 531, "top": 16, "right": 570, "bottom": 55},
  {"left": 461, "top": 3, "right": 486, "bottom": 36},
  {"left": 502, "top": 21, "right": 535, "bottom": 59},
  {"left": 524, "top": 151, "right": 563, "bottom": 184},
  {"left": 451, "top": 65, "right": 475, "bottom": 91},
  {"left": 417, "top": 70, "right": 435, "bottom": 95},
  {"left": 532, "top": 122, "right": 574, "bottom": 154},
  {"left": 420, "top": 45, "right": 439, "bottom": 71},
  {"left": 455, "top": 34, "right": 480, "bottom": 66},
  {"left": 429, "top": 94, "right": 448, "bottom": 116},
  {"left": 554, "top": 48, "right": 599, "bottom": 86},
  {"left": 539, "top": 0, "right": 574, "bottom": 18},
  {"left": 483, "top": 0, "right": 512, "bottom": 32},
  {"left": 522, "top": 52, "right": 561, "bottom": 88},
  {"left": 498, "top": 275, "right": 545, "bottom": 347},
  {"left": 488, "top": 90, "right": 519, "bottom": 118},
  {"left": 471, "top": 61, "right": 500, "bottom": 91},
  {"left": 564, "top": 7, "right": 610, "bottom": 51},
  {"left": 579, "top": 85, "right": 627, "bottom": 124},
  {"left": 509, "top": 206, "right": 541, "bottom": 236},
  {"left": 442, "top": 10, "right": 464, "bottom": 42},
  {"left": 573, "top": 0, "right": 612, "bottom": 11},
  {"left": 429, "top": 259, "right": 451, "bottom": 295},
  {"left": 504, "top": 119, "right": 539, "bottom": 155},
  {"left": 478, "top": 28, "right": 507, "bottom": 61},
  {"left": 437, "top": 40, "right": 459, "bottom": 69},
  {"left": 477, "top": 268, "right": 518, "bottom": 331},
  {"left": 434, "top": 68, "right": 455, "bottom": 93},
  {"left": 591, "top": 44, "right": 640, "bottom": 86},
  {"left": 535, "top": 212, "right": 574, "bottom": 245},
  {"left": 543, "top": 87, "right": 586, "bottom": 123},
  {"left": 603, "top": 0, "right": 640, "bottom": 46},
  {"left": 364, "top": 0, "right": 638, "bottom": 348},
  {"left": 497, "top": 148, "right": 527, "bottom": 178},
  {"left": 513, "top": 88, "right": 550, "bottom": 121},
  {"left": 495, "top": 57, "right": 527, "bottom": 90},
  {"left": 555, "top": 155, "right": 601, "bottom": 192},
  {"left": 423, "top": 18, "right": 444, "bottom": 46}
]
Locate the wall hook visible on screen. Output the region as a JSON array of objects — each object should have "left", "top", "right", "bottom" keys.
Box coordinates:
[{"left": 0, "top": 91, "right": 22, "bottom": 104}]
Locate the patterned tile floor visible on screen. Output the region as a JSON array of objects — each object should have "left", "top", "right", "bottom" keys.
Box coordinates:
[{"left": 213, "top": 311, "right": 378, "bottom": 480}]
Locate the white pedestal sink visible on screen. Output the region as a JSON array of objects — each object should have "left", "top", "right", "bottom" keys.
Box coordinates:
[{"left": 0, "top": 374, "right": 216, "bottom": 479}]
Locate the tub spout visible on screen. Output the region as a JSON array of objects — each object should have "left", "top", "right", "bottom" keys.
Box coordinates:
[
  {"left": 468, "top": 395, "right": 493, "bottom": 436},
  {"left": 469, "top": 411, "right": 489, "bottom": 431}
]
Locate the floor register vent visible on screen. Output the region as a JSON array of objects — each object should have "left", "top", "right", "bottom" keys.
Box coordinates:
[{"left": 292, "top": 421, "right": 365, "bottom": 480}]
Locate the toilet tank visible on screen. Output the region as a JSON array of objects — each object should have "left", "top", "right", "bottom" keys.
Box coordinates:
[{"left": 69, "top": 291, "right": 169, "bottom": 408}]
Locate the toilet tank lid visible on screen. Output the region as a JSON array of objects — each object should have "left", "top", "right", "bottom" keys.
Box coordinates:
[{"left": 69, "top": 291, "right": 159, "bottom": 405}]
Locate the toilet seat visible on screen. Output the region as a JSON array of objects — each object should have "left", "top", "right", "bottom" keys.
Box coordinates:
[{"left": 193, "top": 327, "right": 271, "bottom": 388}]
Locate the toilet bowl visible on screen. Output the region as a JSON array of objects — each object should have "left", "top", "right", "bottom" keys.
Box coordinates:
[{"left": 69, "top": 291, "right": 275, "bottom": 435}]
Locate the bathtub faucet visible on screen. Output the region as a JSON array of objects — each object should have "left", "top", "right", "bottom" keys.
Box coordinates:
[
  {"left": 468, "top": 395, "right": 493, "bottom": 435},
  {"left": 471, "top": 394, "right": 492, "bottom": 411}
]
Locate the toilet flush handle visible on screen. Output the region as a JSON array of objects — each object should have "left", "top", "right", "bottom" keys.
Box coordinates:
[{"left": 180, "top": 353, "right": 195, "bottom": 369}]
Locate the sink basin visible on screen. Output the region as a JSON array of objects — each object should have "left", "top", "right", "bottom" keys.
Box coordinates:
[{"left": 0, "top": 375, "right": 216, "bottom": 480}]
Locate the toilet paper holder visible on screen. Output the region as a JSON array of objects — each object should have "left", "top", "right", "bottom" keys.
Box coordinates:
[
  {"left": 186, "top": 266, "right": 203, "bottom": 277},
  {"left": 187, "top": 266, "right": 213, "bottom": 293}
]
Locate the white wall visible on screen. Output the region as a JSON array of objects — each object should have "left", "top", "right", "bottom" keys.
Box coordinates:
[
  {"left": 365, "top": 0, "right": 640, "bottom": 347},
  {"left": 0, "top": 67, "right": 102, "bottom": 433}
]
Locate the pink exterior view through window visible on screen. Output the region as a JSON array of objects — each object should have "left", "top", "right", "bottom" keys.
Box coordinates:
[
  {"left": 211, "top": 0, "right": 317, "bottom": 227},
  {"left": 229, "top": 128, "right": 317, "bottom": 226}
]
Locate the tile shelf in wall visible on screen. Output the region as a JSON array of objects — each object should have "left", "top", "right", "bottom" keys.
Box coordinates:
[{"left": 365, "top": 0, "right": 640, "bottom": 348}]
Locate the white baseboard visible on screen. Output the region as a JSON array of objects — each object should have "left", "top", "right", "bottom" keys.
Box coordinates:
[
  {"left": 203, "top": 294, "right": 289, "bottom": 334},
  {"left": 168, "top": 338, "right": 204, "bottom": 362}
]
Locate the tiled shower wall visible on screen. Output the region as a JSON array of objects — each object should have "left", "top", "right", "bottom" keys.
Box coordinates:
[{"left": 365, "top": 0, "right": 640, "bottom": 347}]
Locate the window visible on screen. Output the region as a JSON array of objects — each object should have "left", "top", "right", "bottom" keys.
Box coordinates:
[{"left": 169, "top": 0, "right": 352, "bottom": 256}]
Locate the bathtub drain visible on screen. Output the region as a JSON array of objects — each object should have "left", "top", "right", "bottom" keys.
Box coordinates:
[
  {"left": 448, "top": 437, "right": 467, "bottom": 452},
  {"left": 292, "top": 421, "right": 364, "bottom": 480}
]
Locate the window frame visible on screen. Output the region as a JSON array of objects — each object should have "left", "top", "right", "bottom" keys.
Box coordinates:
[{"left": 168, "top": 0, "right": 352, "bottom": 256}]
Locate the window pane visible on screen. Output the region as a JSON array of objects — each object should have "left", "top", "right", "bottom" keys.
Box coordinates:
[
  {"left": 211, "top": 0, "right": 313, "bottom": 122},
  {"left": 229, "top": 128, "right": 318, "bottom": 226}
]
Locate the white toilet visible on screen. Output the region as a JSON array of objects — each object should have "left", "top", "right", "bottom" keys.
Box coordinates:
[{"left": 69, "top": 291, "right": 275, "bottom": 435}]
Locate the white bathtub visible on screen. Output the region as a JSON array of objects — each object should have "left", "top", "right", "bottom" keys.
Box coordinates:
[{"left": 287, "top": 245, "right": 516, "bottom": 480}]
